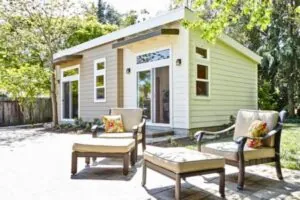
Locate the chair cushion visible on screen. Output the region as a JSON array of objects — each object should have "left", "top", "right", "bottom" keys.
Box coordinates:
[
  {"left": 234, "top": 110, "right": 279, "bottom": 147},
  {"left": 201, "top": 142, "right": 275, "bottom": 161},
  {"left": 98, "top": 132, "right": 143, "bottom": 141},
  {"left": 144, "top": 146, "right": 225, "bottom": 173},
  {"left": 110, "top": 108, "right": 143, "bottom": 132},
  {"left": 102, "top": 115, "right": 125, "bottom": 133},
  {"left": 73, "top": 138, "right": 135, "bottom": 153}
]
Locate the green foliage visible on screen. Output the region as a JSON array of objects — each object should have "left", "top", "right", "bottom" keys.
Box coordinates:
[
  {"left": 0, "top": 64, "right": 50, "bottom": 121},
  {"left": 121, "top": 10, "right": 138, "bottom": 27},
  {"left": 66, "top": 16, "right": 118, "bottom": 48},
  {"left": 181, "top": 0, "right": 273, "bottom": 42},
  {"left": 258, "top": 81, "right": 279, "bottom": 110}
]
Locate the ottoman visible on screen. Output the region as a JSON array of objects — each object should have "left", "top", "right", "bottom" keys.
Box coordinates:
[
  {"left": 142, "top": 146, "right": 225, "bottom": 199},
  {"left": 71, "top": 138, "right": 135, "bottom": 176}
]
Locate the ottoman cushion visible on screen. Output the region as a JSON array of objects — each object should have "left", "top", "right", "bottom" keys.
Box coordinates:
[
  {"left": 144, "top": 146, "right": 225, "bottom": 173},
  {"left": 73, "top": 138, "right": 135, "bottom": 153},
  {"left": 98, "top": 132, "right": 143, "bottom": 141}
]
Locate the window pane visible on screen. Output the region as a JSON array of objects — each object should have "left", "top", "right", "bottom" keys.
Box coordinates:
[
  {"left": 63, "top": 68, "right": 78, "bottom": 77},
  {"left": 196, "top": 81, "right": 208, "bottom": 96},
  {"left": 196, "top": 47, "right": 207, "bottom": 59},
  {"left": 96, "top": 88, "right": 105, "bottom": 99},
  {"left": 197, "top": 64, "right": 208, "bottom": 79},
  {"left": 97, "top": 62, "right": 105, "bottom": 70},
  {"left": 96, "top": 75, "right": 104, "bottom": 87},
  {"left": 137, "top": 49, "right": 170, "bottom": 64}
]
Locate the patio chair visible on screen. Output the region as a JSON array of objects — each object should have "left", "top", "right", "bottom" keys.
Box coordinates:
[
  {"left": 195, "top": 109, "right": 287, "bottom": 190},
  {"left": 91, "top": 108, "right": 146, "bottom": 161}
]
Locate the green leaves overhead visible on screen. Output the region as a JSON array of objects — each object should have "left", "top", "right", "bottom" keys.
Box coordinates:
[{"left": 181, "top": 0, "right": 273, "bottom": 42}]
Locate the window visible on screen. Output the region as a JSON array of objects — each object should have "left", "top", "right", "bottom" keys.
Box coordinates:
[
  {"left": 63, "top": 68, "right": 78, "bottom": 77},
  {"left": 196, "top": 64, "right": 209, "bottom": 96},
  {"left": 196, "top": 47, "right": 208, "bottom": 59},
  {"left": 137, "top": 49, "right": 170, "bottom": 64},
  {"left": 94, "top": 58, "right": 106, "bottom": 102}
]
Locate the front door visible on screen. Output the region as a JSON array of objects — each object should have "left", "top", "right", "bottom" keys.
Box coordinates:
[
  {"left": 137, "top": 66, "right": 169, "bottom": 124},
  {"left": 61, "top": 66, "right": 79, "bottom": 121}
]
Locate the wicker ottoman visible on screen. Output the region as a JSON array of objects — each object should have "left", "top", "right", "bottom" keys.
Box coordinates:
[
  {"left": 71, "top": 138, "right": 135, "bottom": 176},
  {"left": 142, "top": 146, "right": 225, "bottom": 199}
]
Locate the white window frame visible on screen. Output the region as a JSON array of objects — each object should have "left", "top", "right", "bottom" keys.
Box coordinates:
[
  {"left": 195, "top": 63, "right": 210, "bottom": 98},
  {"left": 195, "top": 46, "right": 210, "bottom": 61},
  {"left": 94, "top": 58, "right": 106, "bottom": 102},
  {"left": 60, "top": 65, "right": 80, "bottom": 122}
]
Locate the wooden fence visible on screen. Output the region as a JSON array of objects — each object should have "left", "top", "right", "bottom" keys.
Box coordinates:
[{"left": 0, "top": 98, "right": 52, "bottom": 126}]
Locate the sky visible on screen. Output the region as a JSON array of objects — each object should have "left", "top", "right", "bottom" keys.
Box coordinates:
[{"left": 95, "top": 0, "right": 172, "bottom": 16}]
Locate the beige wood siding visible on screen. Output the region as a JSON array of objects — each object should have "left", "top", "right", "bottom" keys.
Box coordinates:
[
  {"left": 56, "top": 43, "right": 119, "bottom": 122},
  {"left": 189, "top": 30, "right": 258, "bottom": 128}
]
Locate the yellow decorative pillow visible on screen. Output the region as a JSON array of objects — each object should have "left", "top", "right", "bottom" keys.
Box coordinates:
[
  {"left": 102, "top": 115, "right": 124, "bottom": 133},
  {"left": 247, "top": 120, "right": 268, "bottom": 148}
]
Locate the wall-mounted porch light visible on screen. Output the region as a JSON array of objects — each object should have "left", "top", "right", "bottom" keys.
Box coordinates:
[
  {"left": 176, "top": 59, "right": 182, "bottom": 66},
  {"left": 126, "top": 68, "right": 131, "bottom": 74}
]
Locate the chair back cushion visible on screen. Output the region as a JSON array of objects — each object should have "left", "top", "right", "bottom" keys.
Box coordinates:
[
  {"left": 110, "top": 108, "right": 143, "bottom": 132},
  {"left": 234, "top": 110, "right": 279, "bottom": 147}
]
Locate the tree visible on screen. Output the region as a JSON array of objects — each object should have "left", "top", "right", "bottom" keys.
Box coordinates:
[
  {"left": 0, "top": 65, "right": 50, "bottom": 122},
  {"left": 0, "top": 0, "right": 82, "bottom": 125},
  {"left": 97, "top": 0, "right": 121, "bottom": 25},
  {"left": 121, "top": 10, "right": 138, "bottom": 27},
  {"left": 66, "top": 16, "right": 118, "bottom": 48}
]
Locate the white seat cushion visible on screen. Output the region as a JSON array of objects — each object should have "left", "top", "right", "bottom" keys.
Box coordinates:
[
  {"left": 73, "top": 138, "right": 135, "bottom": 153},
  {"left": 98, "top": 132, "right": 143, "bottom": 141},
  {"left": 201, "top": 142, "right": 275, "bottom": 161},
  {"left": 234, "top": 110, "right": 279, "bottom": 147},
  {"left": 144, "top": 146, "right": 225, "bottom": 173}
]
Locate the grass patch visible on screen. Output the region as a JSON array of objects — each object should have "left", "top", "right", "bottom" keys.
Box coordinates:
[
  {"left": 280, "top": 124, "right": 300, "bottom": 170},
  {"left": 155, "top": 123, "right": 300, "bottom": 170}
]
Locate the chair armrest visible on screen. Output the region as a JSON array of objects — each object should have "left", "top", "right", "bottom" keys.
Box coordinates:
[
  {"left": 132, "top": 118, "right": 146, "bottom": 134},
  {"left": 195, "top": 124, "right": 235, "bottom": 151},
  {"left": 91, "top": 124, "right": 105, "bottom": 138}
]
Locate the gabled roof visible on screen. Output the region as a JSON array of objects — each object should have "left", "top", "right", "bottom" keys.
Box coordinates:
[{"left": 54, "top": 7, "right": 261, "bottom": 63}]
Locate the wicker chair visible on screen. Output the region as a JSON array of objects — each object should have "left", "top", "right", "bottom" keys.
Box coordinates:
[
  {"left": 195, "top": 109, "right": 287, "bottom": 190},
  {"left": 91, "top": 108, "right": 146, "bottom": 161}
]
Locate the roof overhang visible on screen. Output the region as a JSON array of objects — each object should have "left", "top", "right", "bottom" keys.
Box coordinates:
[
  {"left": 112, "top": 28, "right": 179, "bottom": 49},
  {"left": 53, "top": 55, "right": 83, "bottom": 65}
]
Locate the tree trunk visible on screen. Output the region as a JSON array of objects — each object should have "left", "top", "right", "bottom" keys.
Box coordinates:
[
  {"left": 51, "top": 63, "right": 58, "bottom": 126},
  {"left": 287, "top": 64, "right": 295, "bottom": 117}
]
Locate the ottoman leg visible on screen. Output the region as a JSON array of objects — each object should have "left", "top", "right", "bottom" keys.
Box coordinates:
[
  {"left": 123, "top": 153, "right": 129, "bottom": 176},
  {"left": 142, "top": 161, "right": 147, "bottom": 186},
  {"left": 175, "top": 174, "right": 181, "bottom": 200},
  {"left": 130, "top": 149, "right": 136, "bottom": 166},
  {"left": 219, "top": 169, "right": 225, "bottom": 198},
  {"left": 71, "top": 152, "right": 77, "bottom": 175},
  {"left": 85, "top": 157, "right": 90, "bottom": 166}
]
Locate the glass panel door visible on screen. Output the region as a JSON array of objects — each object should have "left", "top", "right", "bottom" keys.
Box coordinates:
[
  {"left": 154, "top": 66, "right": 169, "bottom": 124},
  {"left": 137, "top": 70, "right": 151, "bottom": 120},
  {"left": 62, "top": 80, "right": 78, "bottom": 119}
]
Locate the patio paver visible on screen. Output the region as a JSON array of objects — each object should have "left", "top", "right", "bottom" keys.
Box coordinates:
[{"left": 0, "top": 127, "right": 299, "bottom": 200}]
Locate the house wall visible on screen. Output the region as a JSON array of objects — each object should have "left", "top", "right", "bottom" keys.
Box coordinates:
[
  {"left": 188, "top": 30, "right": 258, "bottom": 129},
  {"left": 123, "top": 23, "right": 190, "bottom": 129},
  {"left": 56, "top": 43, "right": 121, "bottom": 123}
]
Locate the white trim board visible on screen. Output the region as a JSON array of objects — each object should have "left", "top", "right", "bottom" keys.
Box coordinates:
[{"left": 54, "top": 7, "right": 262, "bottom": 64}]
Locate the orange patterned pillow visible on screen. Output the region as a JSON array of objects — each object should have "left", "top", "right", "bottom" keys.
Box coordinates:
[
  {"left": 102, "top": 115, "right": 124, "bottom": 133},
  {"left": 247, "top": 120, "right": 268, "bottom": 148}
]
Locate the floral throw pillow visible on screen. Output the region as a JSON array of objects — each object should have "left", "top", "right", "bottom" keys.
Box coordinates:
[
  {"left": 247, "top": 120, "right": 268, "bottom": 148},
  {"left": 102, "top": 115, "right": 125, "bottom": 133}
]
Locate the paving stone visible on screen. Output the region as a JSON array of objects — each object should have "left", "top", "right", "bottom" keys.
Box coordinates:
[{"left": 0, "top": 127, "right": 300, "bottom": 200}]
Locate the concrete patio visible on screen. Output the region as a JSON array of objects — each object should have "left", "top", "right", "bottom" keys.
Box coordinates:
[{"left": 0, "top": 127, "right": 299, "bottom": 200}]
